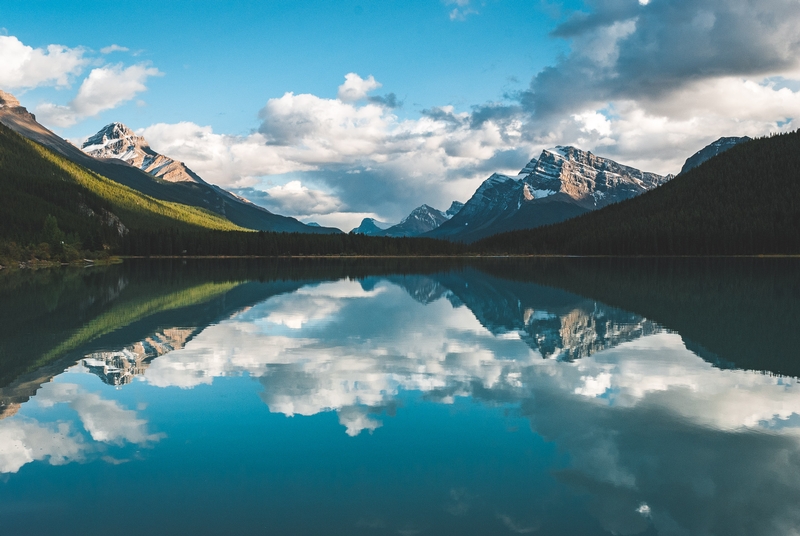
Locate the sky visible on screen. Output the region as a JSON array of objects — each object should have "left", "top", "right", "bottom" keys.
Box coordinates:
[{"left": 1, "top": 0, "right": 799, "bottom": 230}]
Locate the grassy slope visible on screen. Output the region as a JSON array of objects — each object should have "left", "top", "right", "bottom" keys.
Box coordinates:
[
  {"left": 0, "top": 122, "right": 245, "bottom": 248},
  {"left": 475, "top": 131, "right": 800, "bottom": 255}
]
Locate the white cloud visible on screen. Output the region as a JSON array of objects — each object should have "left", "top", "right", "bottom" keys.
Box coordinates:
[
  {"left": 0, "top": 420, "right": 85, "bottom": 473},
  {"left": 138, "top": 74, "right": 530, "bottom": 223},
  {"left": 100, "top": 44, "right": 129, "bottom": 54},
  {"left": 446, "top": 0, "right": 478, "bottom": 21},
  {"left": 36, "top": 382, "right": 162, "bottom": 445},
  {"left": 36, "top": 63, "right": 162, "bottom": 127},
  {"left": 338, "top": 406, "right": 383, "bottom": 436},
  {"left": 0, "top": 382, "right": 160, "bottom": 473},
  {"left": 263, "top": 181, "right": 344, "bottom": 216},
  {"left": 140, "top": 122, "right": 309, "bottom": 188},
  {"left": 70, "top": 392, "right": 161, "bottom": 444},
  {"left": 0, "top": 35, "right": 87, "bottom": 90},
  {"left": 542, "top": 75, "right": 800, "bottom": 175},
  {"left": 505, "top": 0, "right": 800, "bottom": 174},
  {"left": 337, "top": 73, "right": 381, "bottom": 102}
]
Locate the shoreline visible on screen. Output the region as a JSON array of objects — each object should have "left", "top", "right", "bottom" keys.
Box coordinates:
[{"left": 3, "top": 254, "right": 799, "bottom": 271}]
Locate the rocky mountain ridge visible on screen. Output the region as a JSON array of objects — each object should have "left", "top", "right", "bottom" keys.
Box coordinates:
[
  {"left": 82, "top": 122, "right": 202, "bottom": 184},
  {"left": 679, "top": 136, "right": 752, "bottom": 174},
  {"left": 427, "top": 146, "right": 671, "bottom": 242},
  {"left": 351, "top": 201, "right": 465, "bottom": 237}
]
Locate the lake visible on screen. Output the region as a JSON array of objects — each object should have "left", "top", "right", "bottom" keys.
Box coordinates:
[{"left": 0, "top": 258, "right": 799, "bottom": 536}]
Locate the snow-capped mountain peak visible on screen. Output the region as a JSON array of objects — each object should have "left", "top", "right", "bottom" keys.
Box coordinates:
[
  {"left": 521, "top": 145, "right": 668, "bottom": 208},
  {"left": 427, "top": 146, "right": 670, "bottom": 242},
  {"left": 82, "top": 122, "right": 138, "bottom": 151},
  {"left": 82, "top": 123, "right": 204, "bottom": 184}
]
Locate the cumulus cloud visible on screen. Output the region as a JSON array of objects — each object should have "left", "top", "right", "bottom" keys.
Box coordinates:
[
  {"left": 36, "top": 63, "right": 162, "bottom": 127},
  {"left": 234, "top": 182, "right": 344, "bottom": 219},
  {"left": 0, "top": 382, "right": 160, "bottom": 473},
  {"left": 337, "top": 72, "right": 381, "bottom": 102},
  {"left": 0, "top": 420, "right": 85, "bottom": 473},
  {"left": 36, "top": 382, "right": 162, "bottom": 445},
  {"left": 0, "top": 35, "right": 87, "bottom": 89},
  {"left": 140, "top": 74, "right": 530, "bottom": 227},
  {"left": 499, "top": 0, "right": 800, "bottom": 173},
  {"left": 541, "top": 0, "right": 800, "bottom": 110}
]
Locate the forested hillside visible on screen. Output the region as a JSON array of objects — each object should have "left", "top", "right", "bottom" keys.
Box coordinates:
[
  {"left": 474, "top": 131, "right": 800, "bottom": 255},
  {"left": 0, "top": 122, "right": 243, "bottom": 262},
  {"left": 0, "top": 122, "right": 466, "bottom": 261}
]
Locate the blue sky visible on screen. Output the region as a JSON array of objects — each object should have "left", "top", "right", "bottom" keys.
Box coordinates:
[
  {"left": 2, "top": 0, "right": 799, "bottom": 230},
  {"left": 3, "top": 0, "right": 569, "bottom": 134}
]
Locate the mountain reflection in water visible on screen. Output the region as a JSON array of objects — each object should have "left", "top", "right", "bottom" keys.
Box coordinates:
[{"left": 0, "top": 258, "right": 798, "bottom": 536}]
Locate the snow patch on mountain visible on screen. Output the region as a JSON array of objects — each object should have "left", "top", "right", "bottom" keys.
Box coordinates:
[{"left": 82, "top": 122, "right": 204, "bottom": 185}]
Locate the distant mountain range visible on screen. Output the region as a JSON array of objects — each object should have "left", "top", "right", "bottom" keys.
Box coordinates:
[
  {"left": 350, "top": 218, "right": 396, "bottom": 235},
  {"left": 351, "top": 201, "right": 464, "bottom": 237},
  {"left": 0, "top": 92, "right": 339, "bottom": 235},
  {"left": 2, "top": 87, "right": 779, "bottom": 255}
]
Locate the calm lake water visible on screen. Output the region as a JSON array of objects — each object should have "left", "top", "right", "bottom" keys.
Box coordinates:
[{"left": 0, "top": 258, "right": 799, "bottom": 536}]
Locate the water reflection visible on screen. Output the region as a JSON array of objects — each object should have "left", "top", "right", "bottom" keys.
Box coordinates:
[
  {"left": 0, "top": 380, "right": 161, "bottom": 473},
  {"left": 0, "top": 259, "right": 799, "bottom": 535}
]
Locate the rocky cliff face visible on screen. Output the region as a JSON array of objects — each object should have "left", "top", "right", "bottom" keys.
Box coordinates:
[
  {"left": 524, "top": 146, "right": 669, "bottom": 209},
  {"left": 0, "top": 90, "right": 21, "bottom": 108},
  {"left": 679, "top": 136, "right": 751, "bottom": 174},
  {"left": 428, "top": 147, "right": 670, "bottom": 242}
]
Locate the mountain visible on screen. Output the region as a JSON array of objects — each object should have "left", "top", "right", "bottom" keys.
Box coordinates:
[
  {"left": 445, "top": 201, "right": 465, "bottom": 217},
  {"left": 350, "top": 217, "right": 395, "bottom": 235},
  {"left": 379, "top": 204, "right": 452, "bottom": 237},
  {"left": 79, "top": 121, "right": 340, "bottom": 234},
  {"left": 680, "top": 136, "right": 751, "bottom": 174},
  {"left": 353, "top": 201, "right": 464, "bottom": 237},
  {"left": 0, "top": 92, "right": 338, "bottom": 235},
  {"left": 0, "top": 118, "right": 246, "bottom": 258},
  {"left": 474, "top": 130, "right": 800, "bottom": 255},
  {"left": 82, "top": 123, "right": 205, "bottom": 184},
  {"left": 427, "top": 147, "right": 670, "bottom": 242}
]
